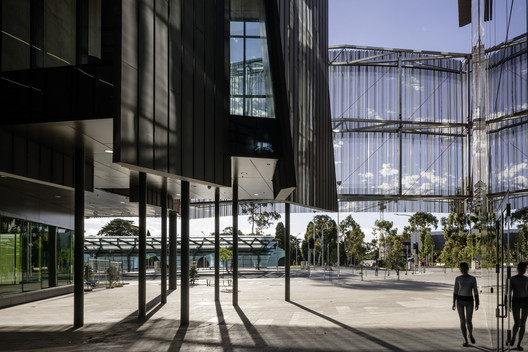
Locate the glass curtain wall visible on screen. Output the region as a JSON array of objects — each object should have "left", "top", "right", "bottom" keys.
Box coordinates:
[
  {"left": 0, "top": 215, "right": 73, "bottom": 297},
  {"left": 329, "top": 48, "right": 469, "bottom": 212},
  {"left": 478, "top": 1, "right": 527, "bottom": 349}
]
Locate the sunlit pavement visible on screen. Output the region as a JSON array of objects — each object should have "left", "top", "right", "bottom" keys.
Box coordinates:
[{"left": 0, "top": 267, "right": 492, "bottom": 351}]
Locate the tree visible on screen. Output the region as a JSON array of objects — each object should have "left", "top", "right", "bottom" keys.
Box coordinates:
[
  {"left": 275, "top": 222, "right": 286, "bottom": 248},
  {"left": 440, "top": 212, "right": 471, "bottom": 268},
  {"left": 106, "top": 265, "right": 120, "bottom": 287},
  {"left": 97, "top": 219, "right": 139, "bottom": 236},
  {"left": 189, "top": 263, "right": 199, "bottom": 284},
  {"left": 219, "top": 248, "right": 233, "bottom": 272},
  {"left": 241, "top": 202, "right": 281, "bottom": 235},
  {"left": 274, "top": 222, "right": 298, "bottom": 265},
  {"left": 339, "top": 215, "right": 366, "bottom": 266},
  {"left": 221, "top": 226, "right": 244, "bottom": 237},
  {"left": 387, "top": 236, "right": 405, "bottom": 279},
  {"left": 406, "top": 212, "right": 438, "bottom": 265},
  {"left": 304, "top": 215, "right": 337, "bottom": 266},
  {"left": 512, "top": 207, "right": 528, "bottom": 260},
  {"left": 372, "top": 220, "right": 398, "bottom": 266}
]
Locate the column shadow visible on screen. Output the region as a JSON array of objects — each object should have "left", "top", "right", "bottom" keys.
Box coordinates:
[
  {"left": 216, "top": 301, "right": 233, "bottom": 352},
  {"left": 289, "top": 301, "right": 406, "bottom": 352},
  {"left": 234, "top": 305, "right": 268, "bottom": 348},
  {"left": 168, "top": 324, "right": 188, "bottom": 351}
]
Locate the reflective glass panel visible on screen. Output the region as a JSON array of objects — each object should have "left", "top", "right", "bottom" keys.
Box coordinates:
[{"left": 229, "top": 0, "right": 275, "bottom": 118}]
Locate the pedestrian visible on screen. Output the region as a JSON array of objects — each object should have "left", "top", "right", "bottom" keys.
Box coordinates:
[
  {"left": 452, "top": 262, "right": 479, "bottom": 347},
  {"left": 510, "top": 261, "right": 528, "bottom": 350}
]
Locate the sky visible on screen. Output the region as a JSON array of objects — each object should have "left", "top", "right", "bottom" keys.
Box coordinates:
[{"left": 329, "top": 0, "right": 472, "bottom": 53}]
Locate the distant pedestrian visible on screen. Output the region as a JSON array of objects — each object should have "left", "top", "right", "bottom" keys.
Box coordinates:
[
  {"left": 452, "top": 262, "right": 479, "bottom": 347},
  {"left": 510, "top": 262, "right": 528, "bottom": 350}
]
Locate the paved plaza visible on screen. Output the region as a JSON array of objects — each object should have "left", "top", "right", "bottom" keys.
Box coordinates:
[{"left": 0, "top": 268, "right": 494, "bottom": 351}]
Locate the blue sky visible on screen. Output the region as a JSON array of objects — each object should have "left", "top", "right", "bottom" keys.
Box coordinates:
[{"left": 329, "top": 0, "right": 471, "bottom": 53}]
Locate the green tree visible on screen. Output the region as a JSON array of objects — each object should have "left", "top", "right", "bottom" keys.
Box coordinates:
[
  {"left": 440, "top": 212, "right": 471, "bottom": 268},
  {"left": 387, "top": 235, "right": 405, "bottom": 279},
  {"left": 406, "top": 212, "right": 438, "bottom": 265},
  {"left": 512, "top": 207, "right": 528, "bottom": 260},
  {"left": 106, "top": 265, "right": 120, "bottom": 287},
  {"left": 241, "top": 202, "right": 281, "bottom": 235},
  {"left": 275, "top": 222, "right": 286, "bottom": 248},
  {"left": 219, "top": 248, "right": 233, "bottom": 272},
  {"left": 274, "top": 222, "right": 297, "bottom": 265},
  {"left": 221, "top": 226, "right": 244, "bottom": 237},
  {"left": 189, "top": 262, "right": 199, "bottom": 284},
  {"left": 97, "top": 219, "right": 139, "bottom": 236},
  {"left": 339, "top": 215, "right": 366, "bottom": 266},
  {"left": 304, "top": 215, "right": 337, "bottom": 266},
  {"left": 372, "top": 220, "right": 398, "bottom": 267}
]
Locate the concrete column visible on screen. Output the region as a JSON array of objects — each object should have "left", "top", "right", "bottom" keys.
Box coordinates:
[
  {"left": 215, "top": 188, "right": 220, "bottom": 301},
  {"left": 161, "top": 182, "right": 167, "bottom": 304},
  {"left": 48, "top": 226, "right": 57, "bottom": 288},
  {"left": 181, "top": 181, "right": 190, "bottom": 325},
  {"left": 74, "top": 148, "right": 85, "bottom": 328},
  {"left": 232, "top": 178, "right": 238, "bottom": 306},
  {"left": 138, "top": 172, "right": 147, "bottom": 318},
  {"left": 285, "top": 203, "right": 290, "bottom": 302},
  {"left": 169, "top": 211, "right": 177, "bottom": 290}
]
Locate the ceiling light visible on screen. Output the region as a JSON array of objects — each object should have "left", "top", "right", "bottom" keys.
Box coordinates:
[
  {"left": 332, "top": 129, "right": 340, "bottom": 133},
  {"left": 241, "top": 172, "right": 247, "bottom": 175},
  {"left": 55, "top": 195, "right": 61, "bottom": 198},
  {"left": 254, "top": 193, "right": 259, "bottom": 196},
  {"left": 104, "top": 149, "right": 113, "bottom": 154},
  {"left": 120, "top": 201, "right": 126, "bottom": 204}
]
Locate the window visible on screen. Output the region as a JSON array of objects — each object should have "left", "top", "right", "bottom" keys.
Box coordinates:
[{"left": 230, "top": 0, "right": 275, "bottom": 118}]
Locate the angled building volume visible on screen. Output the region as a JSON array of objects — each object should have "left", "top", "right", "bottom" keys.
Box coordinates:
[{"left": 0, "top": 0, "right": 336, "bottom": 316}]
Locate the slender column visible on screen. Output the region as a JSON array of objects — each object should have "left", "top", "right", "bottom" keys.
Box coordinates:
[
  {"left": 397, "top": 52, "right": 403, "bottom": 195},
  {"left": 138, "top": 172, "right": 147, "bottom": 318},
  {"left": 285, "top": 203, "right": 291, "bottom": 301},
  {"left": 232, "top": 178, "right": 238, "bottom": 306},
  {"left": 214, "top": 187, "right": 220, "bottom": 301},
  {"left": 74, "top": 148, "right": 85, "bottom": 327},
  {"left": 169, "top": 211, "right": 177, "bottom": 290},
  {"left": 181, "top": 181, "right": 190, "bottom": 325},
  {"left": 161, "top": 182, "right": 167, "bottom": 304},
  {"left": 48, "top": 226, "right": 57, "bottom": 288}
]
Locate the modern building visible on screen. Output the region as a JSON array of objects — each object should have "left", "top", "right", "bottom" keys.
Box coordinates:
[
  {"left": 0, "top": 0, "right": 336, "bottom": 324},
  {"left": 327, "top": 2, "right": 527, "bottom": 350}
]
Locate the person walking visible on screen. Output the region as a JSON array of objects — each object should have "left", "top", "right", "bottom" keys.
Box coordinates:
[
  {"left": 452, "top": 262, "right": 479, "bottom": 347},
  {"left": 510, "top": 262, "right": 528, "bottom": 350}
]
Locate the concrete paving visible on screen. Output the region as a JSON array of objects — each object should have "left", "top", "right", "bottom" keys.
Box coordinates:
[{"left": 0, "top": 267, "right": 495, "bottom": 351}]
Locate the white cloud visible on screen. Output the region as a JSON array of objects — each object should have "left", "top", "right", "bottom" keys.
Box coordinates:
[
  {"left": 497, "top": 161, "right": 528, "bottom": 184},
  {"left": 377, "top": 182, "right": 397, "bottom": 193},
  {"left": 367, "top": 108, "right": 382, "bottom": 120},
  {"left": 410, "top": 76, "right": 423, "bottom": 92},
  {"left": 359, "top": 172, "right": 374, "bottom": 179},
  {"left": 380, "top": 163, "right": 398, "bottom": 177}
]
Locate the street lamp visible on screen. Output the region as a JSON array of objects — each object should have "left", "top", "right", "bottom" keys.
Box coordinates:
[{"left": 336, "top": 181, "right": 342, "bottom": 278}]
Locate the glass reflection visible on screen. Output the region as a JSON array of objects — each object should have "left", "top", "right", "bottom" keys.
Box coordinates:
[
  {"left": 0, "top": 215, "right": 73, "bottom": 297},
  {"left": 229, "top": 0, "right": 275, "bottom": 118}
]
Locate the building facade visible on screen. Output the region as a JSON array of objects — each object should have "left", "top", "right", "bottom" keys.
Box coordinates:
[{"left": 0, "top": 0, "right": 336, "bottom": 309}]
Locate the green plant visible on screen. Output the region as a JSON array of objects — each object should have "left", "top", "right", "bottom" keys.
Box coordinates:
[
  {"left": 219, "top": 248, "right": 233, "bottom": 272},
  {"left": 84, "top": 262, "right": 93, "bottom": 279},
  {"left": 106, "top": 265, "right": 120, "bottom": 287},
  {"left": 189, "top": 263, "right": 200, "bottom": 284}
]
